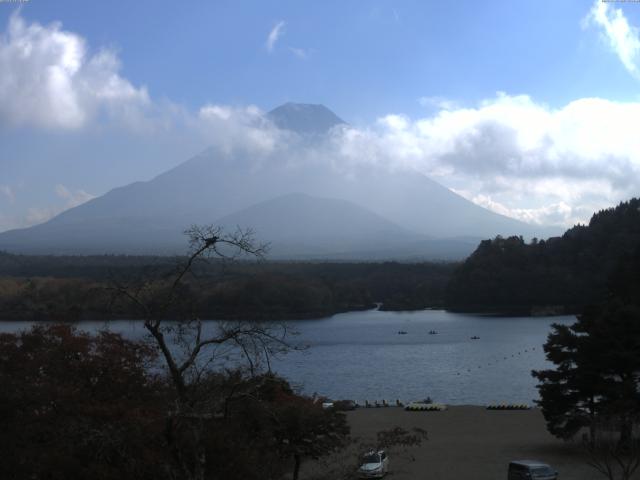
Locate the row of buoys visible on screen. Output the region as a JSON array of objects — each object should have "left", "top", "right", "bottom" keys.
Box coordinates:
[
  {"left": 486, "top": 404, "right": 531, "bottom": 410},
  {"left": 453, "top": 345, "right": 539, "bottom": 376},
  {"left": 405, "top": 402, "right": 447, "bottom": 411},
  {"left": 396, "top": 330, "right": 480, "bottom": 338}
]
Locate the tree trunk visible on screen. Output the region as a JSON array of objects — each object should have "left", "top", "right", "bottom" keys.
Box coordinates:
[
  {"left": 589, "top": 422, "right": 597, "bottom": 449},
  {"left": 589, "top": 398, "right": 597, "bottom": 449},
  {"left": 619, "top": 416, "right": 632, "bottom": 450},
  {"left": 191, "top": 420, "right": 207, "bottom": 480},
  {"left": 293, "top": 454, "right": 301, "bottom": 480}
]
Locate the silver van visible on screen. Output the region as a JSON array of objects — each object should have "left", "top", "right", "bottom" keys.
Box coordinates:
[{"left": 508, "top": 460, "right": 558, "bottom": 480}]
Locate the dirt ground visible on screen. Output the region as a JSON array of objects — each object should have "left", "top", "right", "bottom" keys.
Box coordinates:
[{"left": 338, "top": 406, "right": 617, "bottom": 480}]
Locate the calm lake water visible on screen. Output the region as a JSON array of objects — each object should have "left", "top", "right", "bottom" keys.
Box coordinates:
[{"left": 0, "top": 309, "right": 575, "bottom": 405}]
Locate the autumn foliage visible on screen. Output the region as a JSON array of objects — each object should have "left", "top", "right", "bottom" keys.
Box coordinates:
[
  {"left": 0, "top": 325, "right": 166, "bottom": 479},
  {"left": 0, "top": 325, "right": 349, "bottom": 480}
]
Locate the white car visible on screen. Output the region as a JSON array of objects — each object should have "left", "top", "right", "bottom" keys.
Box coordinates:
[
  {"left": 508, "top": 460, "right": 558, "bottom": 480},
  {"left": 358, "top": 450, "right": 389, "bottom": 478}
]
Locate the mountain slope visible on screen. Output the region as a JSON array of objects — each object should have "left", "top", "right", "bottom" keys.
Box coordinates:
[
  {"left": 216, "top": 193, "right": 422, "bottom": 256},
  {"left": 0, "top": 103, "right": 552, "bottom": 257}
]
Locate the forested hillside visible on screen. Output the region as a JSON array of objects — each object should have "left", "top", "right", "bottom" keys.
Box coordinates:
[
  {"left": 446, "top": 198, "right": 640, "bottom": 314},
  {"left": 0, "top": 256, "right": 455, "bottom": 321}
]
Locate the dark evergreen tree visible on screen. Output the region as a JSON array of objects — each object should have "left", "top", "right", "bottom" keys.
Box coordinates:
[
  {"left": 532, "top": 321, "right": 603, "bottom": 441},
  {"left": 533, "top": 245, "right": 640, "bottom": 446}
]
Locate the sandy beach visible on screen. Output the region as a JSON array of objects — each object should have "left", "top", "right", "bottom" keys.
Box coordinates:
[{"left": 343, "top": 406, "right": 611, "bottom": 480}]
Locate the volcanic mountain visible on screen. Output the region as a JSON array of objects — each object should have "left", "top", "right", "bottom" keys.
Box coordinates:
[{"left": 0, "top": 103, "right": 551, "bottom": 258}]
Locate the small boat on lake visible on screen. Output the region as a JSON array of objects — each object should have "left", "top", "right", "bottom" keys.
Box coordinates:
[
  {"left": 429, "top": 330, "right": 438, "bottom": 335},
  {"left": 398, "top": 330, "right": 408, "bottom": 335},
  {"left": 470, "top": 336, "right": 480, "bottom": 340}
]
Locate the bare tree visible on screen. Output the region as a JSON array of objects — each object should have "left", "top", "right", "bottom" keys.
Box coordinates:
[
  {"left": 109, "top": 225, "right": 291, "bottom": 480},
  {"left": 583, "top": 417, "right": 640, "bottom": 480}
]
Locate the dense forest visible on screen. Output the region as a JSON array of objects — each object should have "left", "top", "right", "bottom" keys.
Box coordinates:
[
  {"left": 3, "top": 198, "right": 639, "bottom": 320},
  {"left": 0, "top": 255, "right": 455, "bottom": 321},
  {"left": 446, "top": 198, "right": 640, "bottom": 314}
]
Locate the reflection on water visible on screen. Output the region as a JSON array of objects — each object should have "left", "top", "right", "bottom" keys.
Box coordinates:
[{"left": 0, "top": 309, "right": 574, "bottom": 405}]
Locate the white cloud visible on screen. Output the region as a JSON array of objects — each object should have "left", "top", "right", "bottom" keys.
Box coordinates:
[
  {"left": 461, "top": 193, "right": 583, "bottom": 227},
  {"left": 288, "top": 46, "right": 308, "bottom": 59},
  {"left": 17, "top": 185, "right": 96, "bottom": 228},
  {"left": 0, "top": 13, "right": 149, "bottom": 130},
  {"left": 0, "top": 14, "right": 301, "bottom": 140},
  {"left": 197, "top": 104, "right": 286, "bottom": 155},
  {"left": 0, "top": 210, "right": 36, "bottom": 232},
  {"left": 266, "top": 20, "right": 285, "bottom": 53},
  {"left": 0, "top": 185, "right": 15, "bottom": 204},
  {"left": 25, "top": 206, "right": 59, "bottom": 226},
  {"left": 55, "top": 184, "right": 95, "bottom": 208},
  {"left": 418, "top": 96, "right": 459, "bottom": 111},
  {"left": 585, "top": 0, "right": 640, "bottom": 78},
  {"left": 326, "top": 92, "right": 640, "bottom": 226}
]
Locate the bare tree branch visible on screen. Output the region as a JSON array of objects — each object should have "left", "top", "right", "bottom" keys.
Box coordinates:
[{"left": 106, "top": 224, "right": 286, "bottom": 480}]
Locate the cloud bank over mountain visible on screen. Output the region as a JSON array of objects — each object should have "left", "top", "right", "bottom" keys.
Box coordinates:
[
  {"left": 341, "top": 93, "right": 640, "bottom": 226},
  {"left": 2, "top": 5, "right": 640, "bottom": 232},
  {"left": 0, "top": 104, "right": 544, "bottom": 258}
]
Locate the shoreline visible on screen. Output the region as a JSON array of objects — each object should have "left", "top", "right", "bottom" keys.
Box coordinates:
[{"left": 0, "top": 304, "right": 577, "bottom": 323}]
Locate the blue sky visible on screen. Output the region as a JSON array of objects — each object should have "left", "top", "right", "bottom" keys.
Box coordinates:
[
  {"left": 2, "top": 0, "right": 640, "bottom": 231},
  {"left": 5, "top": 0, "right": 640, "bottom": 119}
]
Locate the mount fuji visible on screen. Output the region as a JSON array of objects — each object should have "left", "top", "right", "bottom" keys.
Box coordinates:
[{"left": 0, "top": 103, "right": 553, "bottom": 259}]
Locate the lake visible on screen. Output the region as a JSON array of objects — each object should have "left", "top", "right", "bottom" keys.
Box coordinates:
[{"left": 0, "top": 309, "right": 575, "bottom": 405}]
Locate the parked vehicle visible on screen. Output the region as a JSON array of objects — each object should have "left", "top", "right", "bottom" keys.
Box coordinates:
[
  {"left": 358, "top": 450, "right": 389, "bottom": 478},
  {"left": 320, "top": 399, "right": 358, "bottom": 411},
  {"left": 508, "top": 460, "right": 558, "bottom": 480}
]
